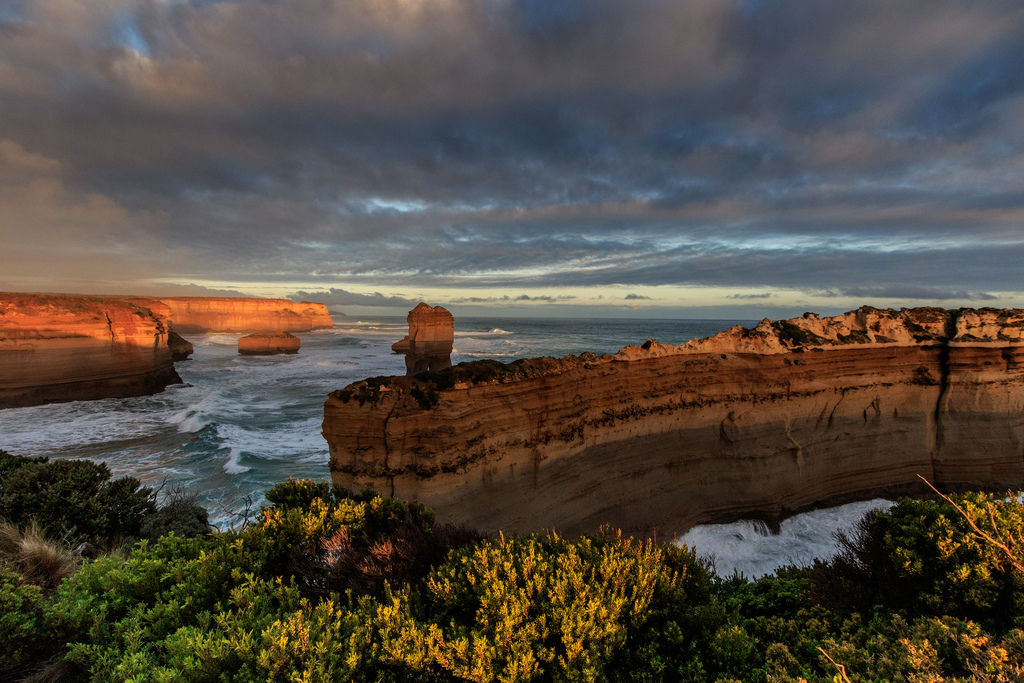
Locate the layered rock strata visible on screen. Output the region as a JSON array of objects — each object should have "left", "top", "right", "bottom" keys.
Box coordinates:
[
  {"left": 157, "top": 297, "right": 333, "bottom": 334},
  {"left": 324, "top": 307, "right": 1024, "bottom": 537},
  {"left": 238, "top": 331, "right": 301, "bottom": 356},
  {"left": 0, "top": 293, "right": 187, "bottom": 408},
  {"left": 391, "top": 303, "right": 454, "bottom": 374}
]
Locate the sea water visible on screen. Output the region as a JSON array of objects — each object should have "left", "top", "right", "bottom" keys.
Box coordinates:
[{"left": 0, "top": 316, "right": 892, "bottom": 576}]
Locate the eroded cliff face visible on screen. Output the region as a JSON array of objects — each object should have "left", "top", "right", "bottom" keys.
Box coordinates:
[
  {"left": 157, "top": 297, "right": 333, "bottom": 333},
  {"left": 0, "top": 293, "right": 186, "bottom": 408},
  {"left": 323, "top": 307, "right": 1024, "bottom": 537}
]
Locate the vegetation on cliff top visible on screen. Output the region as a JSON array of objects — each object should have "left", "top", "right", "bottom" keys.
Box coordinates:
[
  {"left": 2, "top": 448, "right": 1024, "bottom": 682},
  {"left": 333, "top": 356, "right": 607, "bottom": 410}
]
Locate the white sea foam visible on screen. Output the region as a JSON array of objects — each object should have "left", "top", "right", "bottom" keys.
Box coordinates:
[
  {"left": 454, "top": 328, "right": 512, "bottom": 337},
  {"left": 678, "top": 499, "right": 896, "bottom": 579},
  {"left": 223, "top": 448, "right": 251, "bottom": 474}
]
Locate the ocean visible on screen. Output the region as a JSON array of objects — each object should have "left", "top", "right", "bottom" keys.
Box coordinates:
[{"left": 0, "top": 315, "right": 892, "bottom": 577}]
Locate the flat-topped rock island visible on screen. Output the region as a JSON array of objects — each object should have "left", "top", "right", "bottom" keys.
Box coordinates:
[{"left": 323, "top": 306, "right": 1024, "bottom": 537}]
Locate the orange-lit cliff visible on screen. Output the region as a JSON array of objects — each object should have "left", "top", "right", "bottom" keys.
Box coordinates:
[
  {"left": 0, "top": 293, "right": 187, "bottom": 408},
  {"left": 323, "top": 307, "right": 1024, "bottom": 537},
  {"left": 156, "top": 297, "right": 333, "bottom": 333}
]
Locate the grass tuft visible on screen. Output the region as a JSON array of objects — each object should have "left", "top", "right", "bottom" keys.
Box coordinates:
[{"left": 0, "top": 522, "right": 79, "bottom": 594}]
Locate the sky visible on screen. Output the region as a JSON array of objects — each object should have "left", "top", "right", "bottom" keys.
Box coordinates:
[{"left": 1, "top": 0, "right": 1023, "bottom": 319}]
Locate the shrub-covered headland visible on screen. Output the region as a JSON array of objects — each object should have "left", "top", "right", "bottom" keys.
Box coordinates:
[{"left": 1, "top": 448, "right": 1023, "bottom": 682}]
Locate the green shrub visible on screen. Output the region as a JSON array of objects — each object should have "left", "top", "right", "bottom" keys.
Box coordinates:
[
  {"left": 9, "top": 467, "right": 1024, "bottom": 683},
  {"left": 811, "top": 493, "right": 1024, "bottom": 628},
  {"left": 370, "top": 531, "right": 711, "bottom": 682},
  {"left": 140, "top": 501, "right": 211, "bottom": 541},
  {"left": 0, "top": 568, "right": 54, "bottom": 678},
  {"left": 0, "top": 451, "right": 155, "bottom": 547},
  {"left": 264, "top": 478, "right": 335, "bottom": 509}
]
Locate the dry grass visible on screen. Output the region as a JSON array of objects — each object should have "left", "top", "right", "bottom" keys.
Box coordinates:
[{"left": 0, "top": 522, "right": 80, "bottom": 594}]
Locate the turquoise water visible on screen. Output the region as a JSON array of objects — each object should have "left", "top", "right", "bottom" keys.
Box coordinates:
[{"left": 0, "top": 315, "right": 890, "bottom": 575}]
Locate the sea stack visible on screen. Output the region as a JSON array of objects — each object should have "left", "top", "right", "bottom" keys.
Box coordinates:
[
  {"left": 0, "top": 293, "right": 186, "bottom": 408},
  {"left": 391, "top": 303, "right": 454, "bottom": 374},
  {"left": 324, "top": 306, "right": 1024, "bottom": 538},
  {"left": 238, "top": 331, "right": 301, "bottom": 356}
]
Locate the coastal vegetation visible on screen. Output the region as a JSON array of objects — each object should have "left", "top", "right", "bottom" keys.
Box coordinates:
[{"left": 2, "top": 448, "right": 1024, "bottom": 682}]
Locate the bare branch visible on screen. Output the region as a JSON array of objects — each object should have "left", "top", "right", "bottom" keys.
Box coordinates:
[{"left": 916, "top": 475, "right": 1024, "bottom": 574}]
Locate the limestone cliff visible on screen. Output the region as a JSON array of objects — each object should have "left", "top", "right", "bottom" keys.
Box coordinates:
[
  {"left": 157, "top": 297, "right": 333, "bottom": 333},
  {"left": 323, "top": 307, "right": 1024, "bottom": 537},
  {"left": 0, "top": 293, "right": 186, "bottom": 408}
]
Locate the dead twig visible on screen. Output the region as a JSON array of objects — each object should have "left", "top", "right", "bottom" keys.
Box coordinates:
[
  {"left": 818, "top": 647, "right": 852, "bottom": 683},
  {"left": 917, "top": 474, "right": 1024, "bottom": 574}
]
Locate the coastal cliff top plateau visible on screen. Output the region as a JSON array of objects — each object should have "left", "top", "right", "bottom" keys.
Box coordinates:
[{"left": 0, "top": 293, "right": 171, "bottom": 340}]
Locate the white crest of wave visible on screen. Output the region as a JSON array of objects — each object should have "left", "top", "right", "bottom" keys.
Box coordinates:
[
  {"left": 223, "top": 448, "right": 252, "bottom": 474},
  {"left": 677, "top": 498, "right": 895, "bottom": 579}
]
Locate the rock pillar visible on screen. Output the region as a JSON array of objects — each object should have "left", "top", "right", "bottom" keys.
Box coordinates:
[{"left": 391, "top": 303, "right": 454, "bottom": 374}]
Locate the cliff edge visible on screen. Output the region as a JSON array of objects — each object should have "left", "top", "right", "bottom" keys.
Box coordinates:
[
  {"left": 157, "top": 297, "right": 333, "bottom": 333},
  {"left": 323, "top": 306, "right": 1024, "bottom": 537},
  {"left": 0, "top": 293, "right": 187, "bottom": 408}
]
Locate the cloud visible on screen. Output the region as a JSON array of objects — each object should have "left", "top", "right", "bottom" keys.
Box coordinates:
[
  {"left": 624, "top": 293, "right": 652, "bottom": 300},
  {"left": 450, "top": 293, "right": 578, "bottom": 303},
  {"left": 0, "top": 0, "right": 1022, "bottom": 304},
  {"left": 513, "top": 294, "right": 576, "bottom": 302},
  {"left": 134, "top": 283, "right": 252, "bottom": 298},
  {"left": 817, "top": 286, "right": 999, "bottom": 301},
  {"left": 288, "top": 288, "right": 418, "bottom": 308},
  {"left": 728, "top": 293, "right": 773, "bottom": 300}
]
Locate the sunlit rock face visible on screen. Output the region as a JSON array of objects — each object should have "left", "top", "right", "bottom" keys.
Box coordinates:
[
  {"left": 324, "top": 307, "right": 1024, "bottom": 537},
  {"left": 238, "top": 331, "right": 301, "bottom": 356},
  {"left": 156, "top": 297, "right": 333, "bottom": 334},
  {"left": 0, "top": 293, "right": 184, "bottom": 408},
  {"left": 391, "top": 303, "right": 454, "bottom": 374}
]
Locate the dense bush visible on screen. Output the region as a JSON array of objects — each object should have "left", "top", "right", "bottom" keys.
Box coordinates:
[
  {"left": 136, "top": 484, "right": 213, "bottom": 541},
  {"left": 0, "top": 450, "right": 155, "bottom": 547},
  {"left": 3, "top": 455, "right": 1024, "bottom": 682},
  {"left": 811, "top": 493, "right": 1024, "bottom": 628},
  {"left": 0, "top": 568, "right": 52, "bottom": 680}
]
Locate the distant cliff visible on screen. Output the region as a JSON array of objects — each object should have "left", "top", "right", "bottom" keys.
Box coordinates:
[
  {"left": 0, "top": 293, "right": 187, "bottom": 408},
  {"left": 157, "top": 297, "right": 333, "bottom": 333},
  {"left": 323, "top": 307, "right": 1024, "bottom": 537}
]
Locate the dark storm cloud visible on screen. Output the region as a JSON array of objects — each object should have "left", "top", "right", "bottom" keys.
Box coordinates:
[
  {"left": 2, "top": 0, "right": 1023, "bottom": 299},
  {"left": 624, "top": 294, "right": 652, "bottom": 300}
]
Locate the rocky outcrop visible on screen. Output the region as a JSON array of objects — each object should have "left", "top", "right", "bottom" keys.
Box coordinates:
[
  {"left": 0, "top": 293, "right": 185, "bottom": 408},
  {"left": 167, "top": 330, "right": 194, "bottom": 361},
  {"left": 323, "top": 307, "right": 1024, "bottom": 537},
  {"left": 238, "top": 331, "right": 301, "bottom": 356},
  {"left": 391, "top": 303, "right": 454, "bottom": 374},
  {"left": 156, "top": 297, "right": 333, "bottom": 334}
]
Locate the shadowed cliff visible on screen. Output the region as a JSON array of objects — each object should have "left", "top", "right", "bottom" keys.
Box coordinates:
[{"left": 323, "top": 306, "right": 1024, "bottom": 537}]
